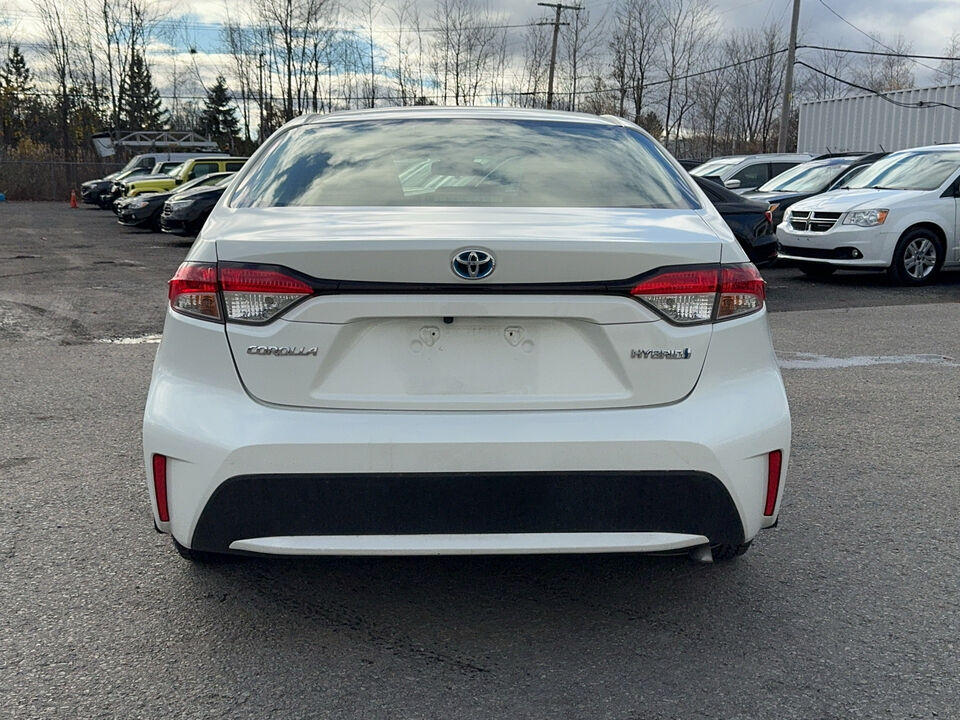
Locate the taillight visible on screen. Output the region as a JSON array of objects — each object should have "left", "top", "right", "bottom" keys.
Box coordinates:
[
  {"left": 764, "top": 209, "right": 774, "bottom": 225},
  {"left": 169, "top": 263, "right": 221, "bottom": 321},
  {"left": 629, "top": 268, "right": 718, "bottom": 324},
  {"left": 717, "top": 264, "right": 765, "bottom": 320},
  {"left": 630, "top": 264, "right": 764, "bottom": 324},
  {"left": 168, "top": 262, "right": 314, "bottom": 323},
  {"left": 152, "top": 454, "right": 169, "bottom": 522},
  {"left": 219, "top": 265, "right": 313, "bottom": 323},
  {"left": 764, "top": 450, "right": 783, "bottom": 516}
]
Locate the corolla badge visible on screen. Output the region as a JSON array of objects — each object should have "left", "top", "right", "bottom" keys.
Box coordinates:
[
  {"left": 452, "top": 249, "right": 496, "bottom": 280},
  {"left": 247, "top": 346, "right": 318, "bottom": 356}
]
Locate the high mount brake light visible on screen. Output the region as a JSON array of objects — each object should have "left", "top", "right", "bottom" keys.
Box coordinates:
[
  {"left": 630, "top": 264, "right": 765, "bottom": 324},
  {"left": 168, "top": 262, "right": 314, "bottom": 323}
]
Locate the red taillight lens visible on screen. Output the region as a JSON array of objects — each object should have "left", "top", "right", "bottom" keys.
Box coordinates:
[
  {"left": 717, "top": 264, "right": 766, "bottom": 320},
  {"left": 152, "top": 454, "right": 169, "bottom": 522},
  {"left": 167, "top": 262, "right": 315, "bottom": 324},
  {"left": 764, "top": 209, "right": 774, "bottom": 225},
  {"left": 629, "top": 268, "right": 719, "bottom": 324},
  {"left": 169, "top": 262, "right": 221, "bottom": 321},
  {"left": 630, "top": 264, "right": 764, "bottom": 324},
  {"left": 219, "top": 265, "right": 313, "bottom": 323},
  {"left": 764, "top": 450, "right": 782, "bottom": 516}
]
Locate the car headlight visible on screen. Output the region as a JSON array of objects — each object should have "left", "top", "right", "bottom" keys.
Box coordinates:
[
  {"left": 167, "top": 199, "right": 191, "bottom": 209},
  {"left": 129, "top": 199, "right": 150, "bottom": 209},
  {"left": 843, "top": 209, "right": 888, "bottom": 227}
]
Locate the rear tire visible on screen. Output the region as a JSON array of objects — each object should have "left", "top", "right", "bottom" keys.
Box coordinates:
[
  {"left": 888, "top": 228, "right": 943, "bottom": 286},
  {"left": 711, "top": 541, "right": 752, "bottom": 562},
  {"left": 798, "top": 262, "right": 836, "bottom": 278},
  {"left": 172, "top": 537, "right": 225, "bottom": 564}
]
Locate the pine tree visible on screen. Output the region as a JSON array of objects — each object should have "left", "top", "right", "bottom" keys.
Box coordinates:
[
  {"left": 199, "top": 75, "right": 240, "bottom": 149},
  {"left": 120, "top": 51, "right": 166, "bottom": 130},
  {"left": 0, "top": 45, "right": 36, "bottom": 146}
]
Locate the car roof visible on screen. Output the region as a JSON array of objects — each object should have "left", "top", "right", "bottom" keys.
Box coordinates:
[
  {"left": 302, "top": 106, "right": 623, "bottom": 127},
  {"left": 885, "top": 143, "right": 960, "bottom": 154},
  {"left": 795, "top": 155, "right": 863, "bottom": 167},
  {"left": 708, "top": 153, "right": 813, "bottom": 161}
]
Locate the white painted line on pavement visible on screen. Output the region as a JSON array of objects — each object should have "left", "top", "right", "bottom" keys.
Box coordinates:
[{"left": 778, "top": 352, "right": 959, "bottom": 369}]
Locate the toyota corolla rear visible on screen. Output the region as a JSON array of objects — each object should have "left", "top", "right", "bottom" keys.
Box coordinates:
[{"left": 142, "top": 109, "right": 790, "bottom": 562}]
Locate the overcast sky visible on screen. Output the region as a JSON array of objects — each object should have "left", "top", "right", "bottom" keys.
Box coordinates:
[{"left": 3, "top": 0, "right": 959, "bottom": 87}]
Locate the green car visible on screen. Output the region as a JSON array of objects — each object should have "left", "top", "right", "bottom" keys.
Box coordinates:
[{"left": 120, "top": 156, "right": 247, "bottom": 197}]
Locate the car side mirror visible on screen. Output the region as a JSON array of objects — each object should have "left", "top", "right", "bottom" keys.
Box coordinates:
[{"left": 724, "top": 179, "right": 741, "bottom": 189}]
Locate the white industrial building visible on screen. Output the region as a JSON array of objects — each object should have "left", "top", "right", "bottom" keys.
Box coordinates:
[{"left": 797, "top": 83, "right": 960, "bottom": 154}]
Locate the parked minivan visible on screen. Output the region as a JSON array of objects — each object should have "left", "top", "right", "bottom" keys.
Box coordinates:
[{"left": 691, "top": 153, "right": 815, "bottom": 193}]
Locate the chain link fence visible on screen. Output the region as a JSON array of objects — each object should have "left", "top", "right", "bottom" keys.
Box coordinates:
[{"left": 0, "top": 160, "right": 124, "bottom": 201}]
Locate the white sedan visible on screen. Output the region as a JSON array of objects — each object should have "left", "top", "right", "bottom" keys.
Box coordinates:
[
  {"left": 777, "top": 144, "right": 960, "bottom": 284},
  {"left": 142, "top": 107, "right": 790, "bottom": 564}
]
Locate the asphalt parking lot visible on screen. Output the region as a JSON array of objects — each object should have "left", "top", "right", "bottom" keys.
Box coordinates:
[{"left": 2, "top": 202, "right": 959, "bottom": 719}]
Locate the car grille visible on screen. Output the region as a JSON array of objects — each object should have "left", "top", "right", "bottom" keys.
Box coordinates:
[{"left": 789, "top": 211, "right": 842, "bottom": 233}]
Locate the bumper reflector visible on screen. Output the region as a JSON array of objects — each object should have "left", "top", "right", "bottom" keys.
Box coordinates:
[
  {"left": 765, "top": 450, "right": 782, "bottom": 516},
  {"left": 152, "top": 454, "right": 169, "bottom": 522}
]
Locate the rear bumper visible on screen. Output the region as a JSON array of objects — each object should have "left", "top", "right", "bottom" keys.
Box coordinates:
[
  {"left": 230, "top": 533, "right": 711, "bottom": 556},
  {"left": 743, "top": 233, "right": 778, "bottom": 266},
  {"left": 144, "top": 309, "right": 791, "bottom": 556},
  {"left": 193, "top": 471, "right": 744, "bottom": 553}
]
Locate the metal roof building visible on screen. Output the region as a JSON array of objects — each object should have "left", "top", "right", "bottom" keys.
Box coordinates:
[{"left": 797, "top": 83, "right": 960, "bottom": 154}]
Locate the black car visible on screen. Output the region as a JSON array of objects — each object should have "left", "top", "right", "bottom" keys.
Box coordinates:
[
  {"left": 744, "top": 153, "right": 886, "bottom": 226},
  {"left": 117, "top": 173, "right": 235, "bottom": 231},
  {"left": 160, "top": 182, "right": 230, "bottom": 236},
  {"left": 80, "top": 168, "right": 143, "bottom": 208},
  {"left": 693, "top": 176, "right": 777, "bottom": 265}
]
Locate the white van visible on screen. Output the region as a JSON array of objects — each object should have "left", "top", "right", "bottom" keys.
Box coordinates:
[{"left": 691, "top": 153, "right": 815, "bottom": 193}]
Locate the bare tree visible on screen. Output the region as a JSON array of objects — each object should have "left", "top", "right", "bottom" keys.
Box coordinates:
[
  {"left": 32, "top": 0, "right": 73, "bottom": 158},
  {"left": 852, "top": 36, "right": 915, "bottom": 92},
  {"left": 559, "top": 5, "right": 603, "bottom": 111},
  {"left": 520, "top": 21, "right": 552, "bottom": 108},
  {"left": 800, "top": 45, "right": 854, "bottom": 101},
  {"left": 689, "top": 45, "right": 729, "bottom": 157},
  {"left": 937, "top": 32, "right": 960, "bottom": 84},
  {"left": 657, "top": 0, "right": 716, "bottom": 152},
  {"left": 723, "top": 25, "right": 787, "bottom": 152}
]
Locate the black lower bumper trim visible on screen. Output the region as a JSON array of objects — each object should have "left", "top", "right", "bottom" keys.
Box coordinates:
[
  {"left": 190, "top": 471, "right": 745, "bottom": 553},
  {"left": 780, "top": 244, "right": 861, "bottom": 260}
]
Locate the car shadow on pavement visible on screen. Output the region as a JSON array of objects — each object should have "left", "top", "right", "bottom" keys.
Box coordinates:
[{"left": 173, "top": 551, "right": 775, "bottom": 648}]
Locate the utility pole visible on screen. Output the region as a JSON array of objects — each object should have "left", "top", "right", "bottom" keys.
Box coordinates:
[
  {"left": 258, "top": 52, "right": 265, "bottom": 142},
  {"left": 777, "top": 0, "right": 801, "bottom": 152},
  {"left": 537, "top": 2, "right": 580, "bottom": 110}
]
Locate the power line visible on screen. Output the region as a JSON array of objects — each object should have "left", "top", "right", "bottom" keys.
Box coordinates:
[
  {"left": 796, "top": 60, "right": 960, "bottom": 111},
  {"left": 815, "top": 0, "right": 950, "bottom": 80},
  {"left": 799, "top": 44, "right": 960, "bottom": 63}
]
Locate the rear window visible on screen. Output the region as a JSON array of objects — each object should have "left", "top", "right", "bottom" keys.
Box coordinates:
[
  {"left": 690, "top": 158, "right": 741, "bottom": 178},
  {"left": 230, "top": 119, "right": 698, "bottom": 209}
]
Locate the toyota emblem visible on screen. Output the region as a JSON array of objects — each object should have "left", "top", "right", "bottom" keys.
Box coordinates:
[{"left": 452, "top": 249, "right": 496, "bottom": 280}]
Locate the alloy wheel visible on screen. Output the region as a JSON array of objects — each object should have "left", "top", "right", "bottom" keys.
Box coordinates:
[{"left": 903, "top": 237, "right": 937, "bottom": 280}]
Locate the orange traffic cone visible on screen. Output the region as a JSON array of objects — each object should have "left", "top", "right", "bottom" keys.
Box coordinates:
[{"left": 69, "top": 190, "right": 78, "bottom": 208}]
